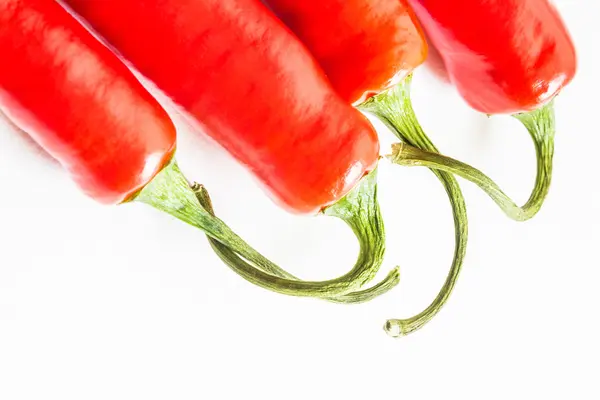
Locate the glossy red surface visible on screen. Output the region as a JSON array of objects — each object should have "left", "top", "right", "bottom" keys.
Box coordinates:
[
  {"left": 409, "top": 0, "right": 577, "bottom": 114},
  {"left": 0, "top": 0, "right": 176, "bottom": 204},
  {"left": 66, "top": 0, "right": 380, "bottom": 214},
  {"left": 266, "top": 0, "right": 428, "bottom": 105}
]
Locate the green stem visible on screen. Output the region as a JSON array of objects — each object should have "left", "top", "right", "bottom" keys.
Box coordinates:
[
  {"left": 387, "top": 117, "right": 552, "bottom": 221},
  {"left": 359, "top": 75, "right": 469, "bottom": 337},
  {"left": 134, "top": 160, "right": 391, "bottom": 298},
  {"left": 512, "top": 101, "right": 556, "bottom": 218},
  {"left": 192, "top": 183, "right": 401, "bottom": 304},
  {"left": 382, "top": 99, "right": 555, "bottom": 222}
]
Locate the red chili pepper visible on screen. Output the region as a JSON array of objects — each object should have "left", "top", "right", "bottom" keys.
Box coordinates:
[
  {"left": 392, "top": 0, "right": 576, "bottom": 223},
  {"left": 1, "top": 0, "right": 396, "bottom": 315},
  {"left": 64, "top": 0, "right": 380, "bottom": 215},
  {"left": 257, "top": 0, "right": 468, "bottom": 337},
  {"left": 407, "top": 0, "right": 577, "bottom": 115},
  {"left": 264, "top": 0, "right": 428, "bottom": 106},
  {"left": 0, "top": 0, "right": 176, "bottom": 204}
]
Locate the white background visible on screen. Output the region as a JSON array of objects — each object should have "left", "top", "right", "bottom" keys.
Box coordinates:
[{"left": 1, "top": 1, "right": 598, "bottom": 399}]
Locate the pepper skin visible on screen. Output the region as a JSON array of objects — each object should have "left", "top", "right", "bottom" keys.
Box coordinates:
[
  {"left": 0, "top": 0, "right": 176, "bottom": 204},
  {"left": 407, "top": 0, "right": 577, "bottom": 114},
  {"left": 264, "top": 0, "right": 428, "bottom": 105},
  {"left": 64, "top": 0, "right": 380, "bottom": 214}
]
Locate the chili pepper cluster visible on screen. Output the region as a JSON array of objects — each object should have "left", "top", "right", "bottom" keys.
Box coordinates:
[{"left": 0, "top": 0, "right": 576, "bottom": 337}]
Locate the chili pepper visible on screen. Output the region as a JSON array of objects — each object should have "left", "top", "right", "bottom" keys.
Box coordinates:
[
  {"left": 0, "top": 0, "right": 175, "bottom": 204},
  {"left": 1, "top": 0, "right": 396, "bottom": 308},
  {"left": 261, "top": 0, "right": 468, "bottom": 336},
  {"left": 408, "top": 0, "right": 577, "bottom": 115},
  {"left": 396, "top": 0, "right": 576, "bottom": 220}
]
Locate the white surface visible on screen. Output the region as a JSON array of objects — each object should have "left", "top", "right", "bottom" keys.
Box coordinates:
[{"left": 0, "top": 1, "right": 598, "bottom": 399}]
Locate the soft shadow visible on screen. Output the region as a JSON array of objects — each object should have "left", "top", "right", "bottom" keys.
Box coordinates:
[
  {"left": 423, "top": 35, "right": 451, "bottom": 84},
  {"left": 0, "top": 110, "right": 60, "bottom": 167}
]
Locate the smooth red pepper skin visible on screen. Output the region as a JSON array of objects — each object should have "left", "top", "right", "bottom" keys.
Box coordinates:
[
  {"left": 264, "top": 0, "right": 428, "bottom": 105},
  {"left": 408, "top": 0, "right": 577, "bottom": 114},
  {"left": 65, "top": 0, "right": 380, "bottom": 214},
  {"left": 0, "top": 0, "right": 176, "bottom": 204}
]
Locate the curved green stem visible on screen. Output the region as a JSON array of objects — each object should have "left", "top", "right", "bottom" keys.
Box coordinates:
[
  {"left": 359, "top": 75, "right": 469, "bottom": 337},
  {"left": 512, "top": 102, "right": 555, "bottom": 218},
  {"left": 387, "top": 138, "right": 539, "bottom": 222},
  {"left": 192, "top": 183, "right": 400, "bottom": 304},
  {"left": 134, "top": 160, "right": 391, "bottom": 298},
  {"left": 386, "top": 102, "right": 555, "bottom": 222}
]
